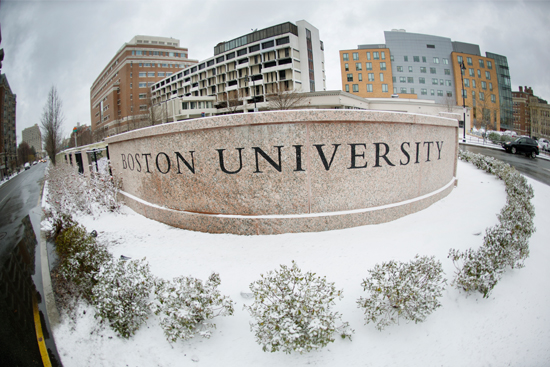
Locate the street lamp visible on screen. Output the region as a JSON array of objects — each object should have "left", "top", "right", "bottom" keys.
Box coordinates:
[
  {"left": 247, "top": 75, "right": 257, "bottom": 112},
  {"left": 459, "top": 61, "right": 467, "bottom": 142}
]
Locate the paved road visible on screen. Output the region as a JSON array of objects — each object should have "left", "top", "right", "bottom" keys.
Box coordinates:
[
  {"left": 460, "top": 144, "right": 550, "bottom": 186},
  {"left": 0, "top": 163, "right": 61, "bottom": 366}
]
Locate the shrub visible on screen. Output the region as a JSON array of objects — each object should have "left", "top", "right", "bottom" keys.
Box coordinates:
[
  {"left": 56, "top": 224, "right": 113, "bottom": 300},
  {"left": 153, "top": 273, "right": 234, "bottom": 343},
  {"left": 449, "top": 151, "right": 535, "bottom": 297},
  {"left": 244, "top": 261, "right": 352, "bottom": 354},
  {"left": 357, "top": 255, "right": 446, "bottom": 331},
  {"left": 92, "top": 258, "right": 155, "bottom": 338}
]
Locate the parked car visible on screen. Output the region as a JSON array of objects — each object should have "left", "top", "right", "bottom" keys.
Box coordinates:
[
  {"left": 24, "top": 162, "right": 31, "bottom": 170},
  {"left": 539, "top": 138, "right": 550, "bottom": 152},
  {"left": 502, "top": 137, "right": 539, "bottom": 158}
]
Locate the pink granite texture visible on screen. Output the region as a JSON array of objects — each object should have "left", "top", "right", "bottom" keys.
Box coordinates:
[{"left": 106, "top": 110, "right": 458, "bottom": 235}]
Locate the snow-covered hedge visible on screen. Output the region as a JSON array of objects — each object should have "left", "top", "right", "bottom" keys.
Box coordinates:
[
  {"left": 92, "top": 258, "right": 155, "bottom": 338},
  {"left": 245, "top": 261, "right": 353, "bottom": 354},
  {"left": 357, "top": 255, "right": 446, "bottom": 331},
  {"left": 153, "top": 273, "right": 234, "bottom": 343},
  {"left": 449, "top": 151, "right": 535, "bottom": 298}
]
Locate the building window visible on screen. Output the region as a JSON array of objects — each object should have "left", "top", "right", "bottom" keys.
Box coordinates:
[
  {"left": 381, "top": 51, "right": 385, "bottom": 59},
  {"left": 373, "top": 52, "right": 380, "bottom": 60},
  {"left": 358, "top": 73, "right": 363, "bottom": 81},
  {"left": 469, "top": 68, "right": 474, "bottom": 76},
  {"left": 446, "top": 80, "right": 452, "bottom": 86},
  {"left": 430, "top": 89, "right": 435, "bottom": 96},
  {"left": 366, "top": 52, "right": 371, "bottom": 60},
  {"left": 485, "top": 71, "right": 491, "bottom": 80},
  {"left": 430, "top": 67, "right": 436, "bottom": 74},
  {"left": 345, "top": 63, "right": 349, "bottom": 71},
  {"left": 368, "top": 73, "right": 375, "bottom": 81},
  {"left": 472, "top": 79, "right": 476, "bottom": 88},
  {"left": 462, "top": 89, "right": 467, "bottom": 98},
  {"left": 367, "top": 84, "right": 373, "bottom": 92},
  {"left": 380, "top": 62, "right": 386, "bottom": 70},
  {"left": 437, "top": 90, "right": 443, "bottom": 96},
  {"left": 139, "top": 72, "right": 146, "bottom": 77},
  {"left": 400, "top": 87, "right": 407, "bottom": 93},
  {"left": 443, "top": 58, "right": 449, "bottom": 65},
  {"left": 366, "top": 62, "right": 373, "bottom": 70},
  {"left": 479, "top": 92, "right": 485, "bottom": 101},
  {"left": 158, "top": 72, "right": 165, "bottom": 77},
  {"left": 422, "top": 56, "right": 427, "bottom": 63},
  {"left": 432, "top": 78, "right": 438, "bottom": 85},
  {"left": 379, "top": 73, "right": 384, "bottom": 82},
  {"left": 352, "top": 84, "right": 359, "bottom": 92},
  {"left": 403, "top": 55, "right": 408, "bottom": 62},
  {"left": 356, "top": 62, "right": 362, "bottom": 71},
  {"left": 420, "top": 67, "right": 426, "bottom": 73},
  {"left": 467, "top": 57, "right": 473, "bottom": 65},
  {"left": 407, "top": 77, "right": 414, "bottom": 83},
  {"left": 433, "top": 57, "right": 440, "bottom": 64},
  {"left": 491, "top": 94, "right": 496, "bottom": 103},
  {"left": 413, "top": 56, "right": 420, "bottom": 62},
  {"left": 409, "top": 88, "right": 414, "bottom": 94},
  {"left": 444, "top": 69, "right": 451, "bottom": 75},
  {"left": 487, "top": 60, "right": 493, "bottom": 69},
  {"left": 489, "top": 82, "right": 493, "bottom": 91},
  {"left": 481, "top": 81, "right": 487, "bottom": 90},
  {"left": 345, "top": 84, "right": 349, "bottom": 92},
  {"left": 421, "top": 88, "right": 427, "bottom": 95},
  {"left": 393, "top": 87, "right": 398, "bottom": 94},
  {"left": 400, "top": 76, "right": 406, "bottom": 83},
  {"left": 397, "top": 66, "right": 403, "bottom": 72},
  {"left": 347, "top": 74, "right": 353, "bottom": 82},
  {"left": 408, "top": 66, "right": 413, "bottom": 72},
  {"left": 382, "top": 84, "right": 388, "bottom": 92},
  {"left": 479, "top": 59, "right": 485, "bottom": 68},
  {"left": 139, "top": 82, "right": 147, "bottom": 88},
  {"left": 148, "top": 72, "right": 154, "bottom": 77},
  {"left": 472, "top": 90, "right": 476, "bottom": 99},
  {"left": 440, "top": 79, "right": 444, "bottom": 85},
  {"left": 447, "top": 91, "right": 453, "bottom": 97},
  {"left": 352, "top": 52, "right": 359, "bottom": 60},
  {"left": 139, "top": 93, "right": 147, "bottom": 99},
  {"left": 393, "top": 76, "right": 396, "bottom": 83},
  {"left": 419, "top": 77, "right": 426, "bottom": 84},
  {"left": 343, "top": 53, "right": 349, "bottom": 61},
  {"left": 457, "top": 55, "right": 463, "bottom": 64},
  {"left": 477, "top": 69, "right": 481, "bottom": 78}
]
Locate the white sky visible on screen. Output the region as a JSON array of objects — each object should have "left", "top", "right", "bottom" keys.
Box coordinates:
[{"left": 1, "top": 0, "right": 549, "bottom": 142}]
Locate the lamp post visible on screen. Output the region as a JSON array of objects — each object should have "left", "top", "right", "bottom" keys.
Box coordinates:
[
  {"left": 459, "top": 61, "right": 467, "bottom": 142},
  {"left": 248, "top": 75, "right": 257, "bottom": 112}
]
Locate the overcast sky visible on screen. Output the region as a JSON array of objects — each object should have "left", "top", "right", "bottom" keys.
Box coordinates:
[{"left": 1, "top": 0, "right": 549, "bottom": 142}]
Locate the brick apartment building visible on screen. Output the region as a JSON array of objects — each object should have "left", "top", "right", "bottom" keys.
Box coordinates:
[{"left": 513, "top": 86, "right": 550, "bottom": 140}]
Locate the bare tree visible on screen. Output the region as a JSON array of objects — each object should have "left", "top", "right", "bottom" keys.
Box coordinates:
[
  {"left": 266, "top": 86, "right": 309, "bottom": 111},
  {"left": 40, "top": 86, "right": 64, "bottom": 165},
  {"left": 17, "top": 141, "right": 33, "bottom": 165}
]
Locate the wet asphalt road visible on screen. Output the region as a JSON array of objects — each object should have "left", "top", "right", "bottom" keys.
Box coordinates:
[
  {"left": 0, "top": 163, "right": 61, "bottom": 366},
  {"left": 460, "top": 144, "right": 550, "bottom": 186}
]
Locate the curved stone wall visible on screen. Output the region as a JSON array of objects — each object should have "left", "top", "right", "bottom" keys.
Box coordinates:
[{"left": 106, "top": 110, "right": 458, "bottom": 235}]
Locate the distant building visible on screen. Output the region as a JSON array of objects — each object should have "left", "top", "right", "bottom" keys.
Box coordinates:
[
  {"left": 151, "top": 20, "right": 326, "bottom": 115},
  {"left": 90, "top": 35, "right": 198, "bottom": 140},
  {"left": 513, "top": 86, "right": 550, "bottom": 140},
  {"left": 340, "top": 30, "right": 512, "bottom": 131},
  {"left": 0, "top": 73, "right": 16, "bottom": 178},
  {"left": 22, "top": 124, "right": 43, "bottom": 158}
]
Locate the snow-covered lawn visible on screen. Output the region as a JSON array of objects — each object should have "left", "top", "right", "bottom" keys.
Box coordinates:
[{"left": 52, "top": 159, "right": 550, "bottom": 366}]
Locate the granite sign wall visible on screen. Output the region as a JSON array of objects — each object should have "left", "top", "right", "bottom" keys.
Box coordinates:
[{"left": 106, "top": 110, "right": 458, "bottom": 235}]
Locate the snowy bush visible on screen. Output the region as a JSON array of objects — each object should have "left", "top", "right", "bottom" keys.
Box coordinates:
[
  {"left": 153, "top": 273, "right": 234, "bottom": 343},
  {"left": 244, "top": 261, "right": 353, "bottom": 354},
  {"left": 450, "top": 151, "right": 535, "bottom": 297},
  {"left": 56, "top": 224, "right": 113, "bottom": 300},
  {"left": 92, "top": 258, "right": 155, "bottom": 338},
  {"left": 357, "top": 255, "right": 446, "bottom": 331}
]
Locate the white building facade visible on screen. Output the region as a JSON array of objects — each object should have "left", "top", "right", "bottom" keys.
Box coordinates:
[{"left": 151, "top": 20, "right": 326, "bottom": 113}]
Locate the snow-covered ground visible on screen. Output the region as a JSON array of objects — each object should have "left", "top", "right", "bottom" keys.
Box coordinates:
[{"left": 51, "top": 159, "right": 550, "bottom": 366}]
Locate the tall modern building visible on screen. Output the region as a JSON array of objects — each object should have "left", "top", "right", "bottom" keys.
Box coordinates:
[
  {"left": 22, "top": 124, "right": 43, "bottom": 157},
  {"left": 340, "top": 30, "right": 512, "bottom": 131},
  {"left": 90, "top": 36, "right": 197, "bottom": 140},
  {"left": 151, "top": 20, "right": 326, "bottom": 116},
  {"left": 0, "top": 73, "right": 16, "bottom": 179},
  {"left": 486, "top": 52, "right": 513, "bottom": 131}
]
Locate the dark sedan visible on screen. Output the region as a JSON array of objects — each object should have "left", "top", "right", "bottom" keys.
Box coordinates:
[{"left": 502, "top": 137, "right": 539, "bottom": 158}]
